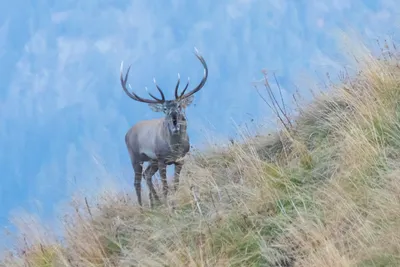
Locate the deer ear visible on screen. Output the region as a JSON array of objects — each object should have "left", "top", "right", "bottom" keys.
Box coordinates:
[
  {"left": 180, "top": 95, "right": 194, "bottom": 108},
  {"left": 148, "top": 103, "right": 164, "bottom": 112}
]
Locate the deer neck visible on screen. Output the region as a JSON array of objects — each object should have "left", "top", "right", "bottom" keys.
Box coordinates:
[{"left": 162, "top": 118, "right": 188, "bottom": 147}]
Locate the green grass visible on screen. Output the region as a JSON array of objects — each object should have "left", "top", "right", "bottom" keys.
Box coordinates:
[{"left": 2, "top": 38, "right": 400, "bottom": 267}]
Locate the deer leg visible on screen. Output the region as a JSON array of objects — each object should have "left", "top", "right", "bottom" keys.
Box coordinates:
[
  {"left": 133, "top": 162, "right": 143, "bottom": 206},
  {"left": 143, "top": 161, "right": 160, "bottom": 207},
  {"left": 158, "top": 160, "right": 168, "bottom": 200},
  {"left": 174, "top": 161, "right": 184, "bottom": 192}
]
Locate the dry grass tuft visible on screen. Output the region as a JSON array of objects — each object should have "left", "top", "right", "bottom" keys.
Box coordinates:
[{"left": 3, "top": 38, "right": 400, "bottom": 267}]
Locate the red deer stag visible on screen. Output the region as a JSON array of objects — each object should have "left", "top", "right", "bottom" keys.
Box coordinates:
[{"left": 120, "top": 48, "right": 208, "bottom": 207}]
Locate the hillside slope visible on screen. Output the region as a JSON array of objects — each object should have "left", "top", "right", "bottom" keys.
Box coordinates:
[{"left": 2, "top": 41, "right": 400, "bottom": 267}]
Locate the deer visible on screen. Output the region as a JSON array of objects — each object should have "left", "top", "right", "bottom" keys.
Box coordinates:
[{"left": 119, "top": 48, "right": 208, "bottom": 207}]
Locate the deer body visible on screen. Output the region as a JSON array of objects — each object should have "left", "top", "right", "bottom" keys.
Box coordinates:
[
  {"left": 125, "top": 117, "right": 190, "bottom": 206},
  {"left": 126, "top": 118, "right": 189, "bottom": 163},
  {"left": 120, "top": 48, "right": 208, "bottom": 207}
]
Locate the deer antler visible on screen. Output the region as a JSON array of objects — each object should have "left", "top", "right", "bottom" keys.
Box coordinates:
[
  {"left": 120, "top": 62, "right": 165, "bottom": 104},
  {"left": 175, "top": 48, "right": 208, "bottom": 100}
]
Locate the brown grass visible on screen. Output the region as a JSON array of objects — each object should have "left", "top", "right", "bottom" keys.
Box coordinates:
[{"left": 2, "top": 37, "right": 400, "bottom": 267}]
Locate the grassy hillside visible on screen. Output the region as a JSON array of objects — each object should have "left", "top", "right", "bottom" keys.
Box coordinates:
[{"left": 2, "top": 40, "right": 400, "bottom": 267}]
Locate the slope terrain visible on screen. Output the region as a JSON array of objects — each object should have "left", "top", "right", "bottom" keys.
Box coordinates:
[{"left": 2, "top": 40, "right": 400, "bottom": 267}]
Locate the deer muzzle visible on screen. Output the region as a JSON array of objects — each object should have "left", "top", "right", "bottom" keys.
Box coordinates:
[{"left": 171, "top": 113, "right": 180, "bottom": 133}]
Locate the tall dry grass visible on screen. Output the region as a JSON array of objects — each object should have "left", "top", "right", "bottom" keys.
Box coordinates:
[{"left": 2, "top": 38, "right": 400, "bottom": 267}]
